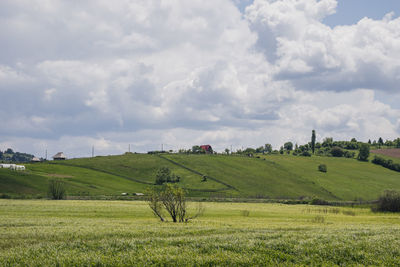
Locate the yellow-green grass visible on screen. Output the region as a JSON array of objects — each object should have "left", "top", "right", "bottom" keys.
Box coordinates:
[{"left": 1, "top": 200, "right": 400, "bottom": 266}]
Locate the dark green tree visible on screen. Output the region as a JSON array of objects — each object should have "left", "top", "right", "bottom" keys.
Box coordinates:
[
  {"left": 357, "top": 143, "right": 370, "bottom": 161},
  {"left": 330, "top": 147, "right": 344, "bottom": 157},
  {"left": 264, "top": 144, "right": 273, "bottom": 153},
  {"left": 311, "top": 130, "right": 316, "bottom": 154},
  {"left": 155, "top": 167, "right": 180, "bottom": 185},
  {"left": 155, "top": 167, "right": 171, "bottom": 185},
  {"left": 284, "top": 142, "right": 293, "bottom": 152},
  {"left": 378, "top": 137, "right": 384, "bottom": 147}
]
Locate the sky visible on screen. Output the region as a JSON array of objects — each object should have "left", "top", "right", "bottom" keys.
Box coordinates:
[{"left": 0, "top": 0, "right": 399, "bottom": 158}]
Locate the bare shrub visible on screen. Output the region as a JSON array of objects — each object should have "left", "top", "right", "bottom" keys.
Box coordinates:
[
  {"left": 146, "top": 184, "right": 204, "bottom": 223},
  {"left": 48, "top": 179, "right": 66, "bottom": 200}
]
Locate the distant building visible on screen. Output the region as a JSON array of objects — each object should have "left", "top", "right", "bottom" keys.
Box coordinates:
[
  {"left": 200, "top": 145, "right": 213, "bottom": 154},
  {"left": 0, "top": 164, "right": 15, "bottom": 169},
  {"left": 0, "top": 164, "right": 25, "bottom": 171},
  {"left": 53, "top": 152, "right": 67, "bottom": 160},
  {"left": 31, "top": 157, "right": 41, "bottom": 163},
  {"left": 11, "top": 165, "right": 25, "bottom": 171}
]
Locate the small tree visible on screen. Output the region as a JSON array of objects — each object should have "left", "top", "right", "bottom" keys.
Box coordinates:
[
  {"left": 357, "top": 143, "right": 370, "bottom": 161},
  {"left": 155, "top": 167, "right": 180, "bottom": 185},
  {"left": 155, "top": 167, "right": 171, "bottom": 185},
  {"left": 48, "top": 179, "right": 66, "bottom": 200},
  {"left": 284, "top": 142, "right": 293, "bottom": 152},
  {"left": 378, "top": 137, "right": 384, "bottom": 147},
  {"left": 146, "top": 184, "right": 203, "bottom": 223},
  {"left": 264, "top": 144, "right": 273, "bottom": 153},
  {"left": 311, "top": 130, "right": 316, "bottom": 154}
]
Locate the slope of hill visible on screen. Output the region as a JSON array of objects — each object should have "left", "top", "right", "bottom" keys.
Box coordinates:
[
  {"left": 163, "top": 154, "right": 400, "bottom": 201},
  {"left": 1, "top": 153, "right": 400, "bottom": 201}
]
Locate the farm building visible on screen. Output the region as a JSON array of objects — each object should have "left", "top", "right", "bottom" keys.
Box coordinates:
[
  {"left": 0, "top": 164, "right": 15, "bottom": 169},
  {"left": 0, "top": 164, "right": 25, "bottom": 171},
  {"left": 11, "top": 165, "right": 25, "bottom": 171},
  {"left": 31, "top": 157, "right": 41, "bottom": 163},
  {"left": 53, "top": 152, "right": 67, "bottom": 160},
  {"left": 200, "top": 145, "right": 213, "bottom": 154}
]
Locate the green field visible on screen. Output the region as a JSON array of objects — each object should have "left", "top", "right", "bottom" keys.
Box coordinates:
[
  {"left": 1, "top": 199, "right": 400, "bottom": 266},
  {"left": 1, "top": 153, "right": 400, "bottom": 201}
]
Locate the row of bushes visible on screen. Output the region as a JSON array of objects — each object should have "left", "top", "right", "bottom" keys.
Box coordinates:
[
  {"left": 310, "top": 191, "right": 400, "bottom": 212},
  {"left": 371, "top": 156, "right": 400, "bottom": 172}
]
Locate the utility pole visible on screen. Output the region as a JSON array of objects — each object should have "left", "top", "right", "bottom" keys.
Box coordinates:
[
  {"left": 45, "top": 149, "right": 47, "bottom": 160},
  {"left": 161, "top": 143, "right": 163, "bottom": 152},
  {"left": 230, "top": 145, "right": 232, "bottom": 154},
  {"left": 128, "top": 144, "right": 131, "bottom": 153},
  {"left": 92, "top": 146, "right": 94, "bottom": 157}
]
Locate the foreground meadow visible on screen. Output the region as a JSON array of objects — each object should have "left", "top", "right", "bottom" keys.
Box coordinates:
[{"left": 1, "top": 200, "right": 400, "bottom": 266}]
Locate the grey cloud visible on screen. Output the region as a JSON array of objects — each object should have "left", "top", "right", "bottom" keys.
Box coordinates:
[{"left": 0, "top": 0, "right": 399, "bottom": 157}]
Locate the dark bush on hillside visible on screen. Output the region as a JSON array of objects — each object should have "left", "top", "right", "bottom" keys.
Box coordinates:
[
  {"left": 155, "top": 167, "right": 180, "bottom": 185},
  {"left": 372, "top": 156, "right": 400, "bottom": 172},
  {"left": 343, "top": 151, "right": 355, "bottom": 158},
  {"left": 372, "top": 190, "right": 400, "bottom": 212},
  {"left": 300, "top": 151, "right": 311, "bottom": 157},
  {"left": 48, "top": 179, "right": 66, "bottom": 200},
  {"left": 318, "top": 164, "right": 327, "bottom": 173},
  {"left": 357, "top": 143, "right": 370, "bottom": 161},
  {"left": 310, "top": 197, "right": 330, "bottom": 206},
  {"left": 330, "top": 147, "right": 344, "bottom": 157}
]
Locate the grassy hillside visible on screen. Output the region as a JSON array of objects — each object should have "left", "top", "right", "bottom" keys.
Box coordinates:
[
  {"left": 163, "top": 154, "right": 400, "bottom": 201},
  {"left": 1, "top": 152, "right": 400, "bottom": 200}
]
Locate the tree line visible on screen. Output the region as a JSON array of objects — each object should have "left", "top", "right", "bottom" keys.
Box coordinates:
[{"left": 0, "top": 148, "right": 35, "bottom": 163}]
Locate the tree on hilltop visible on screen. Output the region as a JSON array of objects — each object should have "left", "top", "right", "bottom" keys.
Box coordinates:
[
  {"left": 357, "top": 143, "right": 370, "bottom": 162},
  {"left": 311, "top": 130, "right": 316, "bottom": 154}
]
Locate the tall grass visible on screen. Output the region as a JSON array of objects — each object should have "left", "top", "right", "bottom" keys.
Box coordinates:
[{"left": 1, "top": 200, "right": 400, "bottom": 266}]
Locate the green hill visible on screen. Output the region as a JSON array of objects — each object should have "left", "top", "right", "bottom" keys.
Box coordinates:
[{"left": 1, "top": 153, "right": 400, "bottom": 201}]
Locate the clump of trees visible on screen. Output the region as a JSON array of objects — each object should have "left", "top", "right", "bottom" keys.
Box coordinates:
[
  {"left": 372, "top": 190, "right": 400, "bottom": 212},
  {"left": 48, "top": 179, "right": 66, "bottom": 200},
  {"left": 357, "top": 143, "right": 370, "bottom": 161},
  {"left": 146, "top": 184, "right": 204, "bottom": 222},
  {"left": 155, "top": 167, "right": 180, "bottom": 185},
  {"left": 372, "top": 156, "right": 400, "bottom": 172},
  {"left": 0, "top": 148, "right": 36, "bottom": 163}
]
